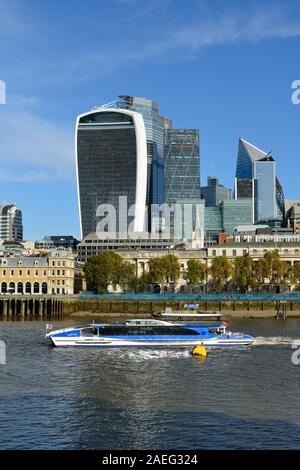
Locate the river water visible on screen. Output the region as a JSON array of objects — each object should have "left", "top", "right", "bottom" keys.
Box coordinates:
[{"left": 0, "top": 317, "right": 300, "bottom": 449}]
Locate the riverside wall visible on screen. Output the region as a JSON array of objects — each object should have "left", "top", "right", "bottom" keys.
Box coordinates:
[{"left": 1, "top": 296, "right": 300, "bottom": 320}]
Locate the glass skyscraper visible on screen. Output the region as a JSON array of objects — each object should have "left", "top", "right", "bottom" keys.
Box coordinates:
[
  {"left": 76, "top": 108, "right": 147, "bottom": 238},
  {"left": 235, "top": 137, "right": 285, "bottom": 224},
  {"left": 117, "top": 96, "right": 170, "bottom": 208},
  {"left": 164, "top": 129, "right": 200, "bottom": 204},
  {"left": 201, "top": 176, "right": 232, "bottom": 207}
]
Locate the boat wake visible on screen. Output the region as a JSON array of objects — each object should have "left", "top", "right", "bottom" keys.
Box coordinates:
[
  {"left": 253, "top": 336, "right": 297, "bottom": 346},
  {"left": 116, "top": 349, "right": 191, "bottom": 361}
]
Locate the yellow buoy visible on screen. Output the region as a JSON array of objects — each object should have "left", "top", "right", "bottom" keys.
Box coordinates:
[{"left": 192, "top": 344, "right": 207, "bottom": 357}]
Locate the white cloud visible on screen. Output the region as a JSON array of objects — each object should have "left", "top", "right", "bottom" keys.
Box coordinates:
[
  {"left": 173, "top": 9, "right": 300, "bottom": 49},
  {"left": 0, "top": 98, "right": 74, "bottom": 182}
]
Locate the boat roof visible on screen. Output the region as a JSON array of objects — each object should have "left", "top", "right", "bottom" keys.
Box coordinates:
[{"left": 91, "top": 321, "right": 226, "bottom": 328}]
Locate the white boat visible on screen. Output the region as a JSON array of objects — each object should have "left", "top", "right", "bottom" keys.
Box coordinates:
[{"left": 45, "top": 319, "right": 253, "bottom": 348}]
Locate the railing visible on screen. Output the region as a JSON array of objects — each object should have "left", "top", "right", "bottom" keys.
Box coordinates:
[{"left": 79, "top": 291, "right": 300, "bottom": 301}]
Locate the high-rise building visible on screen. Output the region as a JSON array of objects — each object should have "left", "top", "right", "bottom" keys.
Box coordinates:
[
  {"left": 0, "top": 204, "right": 23, "bottom": 241},
  {"left": 201, "top": 176, "right": 232, "bottom": 207},
  {"left": 117, "top": 96, "right": 171, "bottom": 208},
  {"left": 286, "top": 201, "right": 300, "bottom": 234},
  {"left": 204, "top": 199, "right": 253, "bottom": 239},
  {"left": 76, "top": 108, "right": 147, "bottom": 238},
  {"left": 235, "top": 137, "right": 285, "bottom": 224},
  {"left": 164, "top": 129, "right": 200, "bottom": 204}
]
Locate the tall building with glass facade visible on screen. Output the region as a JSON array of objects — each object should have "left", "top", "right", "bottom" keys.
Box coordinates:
[
  {"left": 201, "top": 176, "right": 232, "bottom": 207},
  {"left": 117, "top": 96, "right": 170, "bottom": 208},
  {"left": 235, "top": 137, "right": 285, "bottom": 224},
  {"left": 204, "top": 199, "right": 253, "bottom": 238},
  {"left": 0, "top": 204, "right": 23, "bottom": 241},
  {"left": 76, "top": 108, "right": 147, "bottom": 238},
  {"left": 164, "top": 129, "right": 200, "bottom": 204}
]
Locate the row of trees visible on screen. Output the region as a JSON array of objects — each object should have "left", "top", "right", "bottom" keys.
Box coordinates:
[{"left": 83, "top": 251, "right": 300, "bottom": 293}]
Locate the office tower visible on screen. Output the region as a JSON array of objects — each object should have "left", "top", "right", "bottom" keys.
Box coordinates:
[
  {"left": 201, "top": 176, "right": 232, "bottom": 207},
  {"left": 235, "top": 137, "right": 285, "bottom": 224},
  {"left": 164, "top": 129, "right": 200, "bottom": 204},
  {"left": 0, "top": 204, "right": 23, "bottom": 241},
  {"left": 286, "top": 201, "right": 300, "bottom": 234},
  {"left": 221, "top": 199, "right": 253, "bottom": 233},
  {"left": 204, "top": 199, "right": 253, "bottom": 238},
  {"left": 35, "top": 235, "right": 79, "bottom": 250},
  {"left": 76, "top": 108, "right": 147, "bottom": 238},
  {"left": 117, "top": 96, "right": 171, "bottom": 208}
]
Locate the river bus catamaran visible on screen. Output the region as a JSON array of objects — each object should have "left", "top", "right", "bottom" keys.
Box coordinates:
[{"left": 45, "top": 319, "right": 253, "bottom": 348}]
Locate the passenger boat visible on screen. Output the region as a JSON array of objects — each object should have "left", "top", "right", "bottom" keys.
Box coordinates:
[
  {"left": 154, "top": 305, "right": 222, "bottom": 321},
  {"left": 45, "top": 319, "right": 253, "bottom": 348}
]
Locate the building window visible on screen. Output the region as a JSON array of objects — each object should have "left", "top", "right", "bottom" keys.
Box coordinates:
[
  {"left": 3, "top": 270, "right": 5, "bottom": 276},
  {"left": 57, "top": 270, "right": 60, "bottom": 275},
  {"left": 27, "top": 270, "right": 30, "bottom": 276},
  {"left": 243, "top": 250, "right": 247, "bottom": 256},
  {"left": 222, "top": 250, "right": 226, "bottom": 256},
  {"left": 212, "top": 250, "right": 216, "bottom": 257},
  {"left": 11, "top": 270, "right": 14, "bottom": 276},
  {"left": 19, "top": 270, "right": 22, "bottom": 276}
]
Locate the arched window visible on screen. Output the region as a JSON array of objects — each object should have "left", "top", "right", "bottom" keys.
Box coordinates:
[
  {"left": 1, "top": 282, "right": 7, "bottom": 293},
  {"left": 41, "top": 282, "right": 48, "bottom": 294},
  {"left": 33, "top": 282, "right": 39, "bottom": 294},
  {"left": 17, "top": 282, "right": 23, "bottom": 294},
  {"left": 9, "top": 282, "right": 15, "bottom": 294},
  {"left": 25, "top": 282, "right": 31, "bottom": 294}
]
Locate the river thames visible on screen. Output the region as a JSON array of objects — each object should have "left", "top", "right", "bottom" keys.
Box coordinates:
[{"left": 0, "top": 318, "right": 300, "bottom": 449}]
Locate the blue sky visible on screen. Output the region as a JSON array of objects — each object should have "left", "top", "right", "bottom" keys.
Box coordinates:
[{"left": 0, "top": 0, "right": 300, "bottom": 240}]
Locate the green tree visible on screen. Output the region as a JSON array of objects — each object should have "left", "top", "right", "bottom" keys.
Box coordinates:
[
  {"left": 210, "top": 256, "right": 233, "bottom": 292},
  {"left": 148, "top": 257, "right": 166, "bottom": 290},
  {"left": 232, "top": 256, "right": 255, "bottom": 292},
  {"left": 292, "top": 263, "right": 300, "bottom": 289},
  {"left": 263, "top": 251, "right": 289, "bottom": 292},
  {"left": 252, "top": 258, "right": 269, "bottom": 291},
  {"left": 148, "top": 255, "right": 180, "bottom": 290},
  {"left": 118, "top": 261, "right": 136, "bottom": 292},
  {"left": 184, "top": 259, "right": 207, "bottom": 292},
  {"left": 164, "top": 254, "right": 180, "bottom": 284},
  {"left": 83, "top": 252, "right": 123, "bottom": 293},
  {"left": 135, "top": 271, "right": 153, "bottom": 293}
]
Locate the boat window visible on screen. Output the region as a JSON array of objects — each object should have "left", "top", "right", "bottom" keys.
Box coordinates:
[
  {"left": 80, "top": 327, "right": 96, "bottom": 336},
  {"left": 98, "top": 326, "right": 200, "bottom": 336}
]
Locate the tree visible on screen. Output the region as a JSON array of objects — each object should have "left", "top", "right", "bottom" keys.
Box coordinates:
[
  {"left": 289, "top": 262, "right": 300, "bottom": 290},
  {"left": 135, "top": 272, "right": 153, "bottom": 293},
  {"left": 210, "top": 256, "right": 233, "bottom": 292},
  {"left": 83, "top": 252, "right": 123, "bottom": 293},
  {"left": 252, "top": 258, "right": 269, "bottom": 291},
  {"left": 263, "top": 251, "right": 289, "bottom": 292},
  {"left": 118, "top": 261, "right": 136, "bottom": 292},
  {"left": 184, "top": 259, "right": 206, "bottom": 292},
  {"left": 164, "top": 254, "right": 180, "bottom": 284},
  {"left": 232, "top": 256, "right": 255, "bottom": 292},
  {"left": 148, "top": 257, "right": 166, "bottom": 289},
  {"left": 148, "top": 255, "right": 180, "bottom": 291}
]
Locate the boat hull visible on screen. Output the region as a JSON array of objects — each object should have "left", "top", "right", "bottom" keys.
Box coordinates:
[{"left": 49, "top": 336, "right": 253, "bottom": 348}]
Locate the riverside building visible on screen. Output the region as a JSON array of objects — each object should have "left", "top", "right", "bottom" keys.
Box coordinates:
[{"left": 0, "top": 248, "right": 84, "bottom": 295}]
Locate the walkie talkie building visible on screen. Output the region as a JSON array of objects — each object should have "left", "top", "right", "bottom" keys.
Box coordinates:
[{"left": 76, "top": 108, "right": 147, "bottom": 238}]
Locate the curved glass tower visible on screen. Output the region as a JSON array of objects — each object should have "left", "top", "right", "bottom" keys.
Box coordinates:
[{"left": 76, "top": 108, "right": 147, "bottom": 238}]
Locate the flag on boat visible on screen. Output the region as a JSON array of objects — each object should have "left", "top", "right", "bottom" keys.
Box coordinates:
[{"left": 46, "top": 323, "right": 53, "bottom": 330}]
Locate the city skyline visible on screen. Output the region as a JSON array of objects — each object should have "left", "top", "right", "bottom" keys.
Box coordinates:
[{"left": 0, "top": 0, "right": 300, "bottom": 240}]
